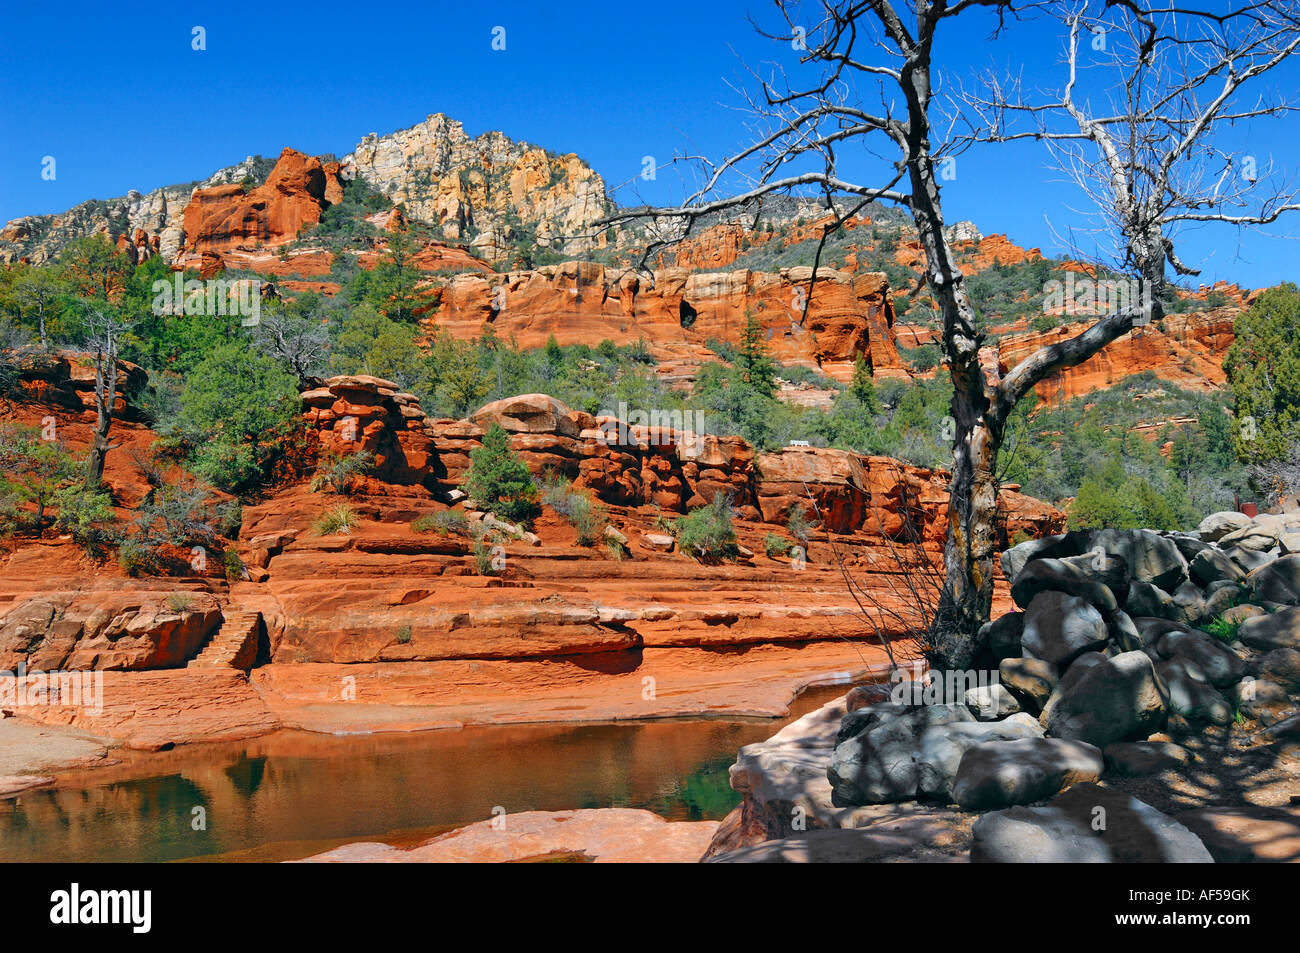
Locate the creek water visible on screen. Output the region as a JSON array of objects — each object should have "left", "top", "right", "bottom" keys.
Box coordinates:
[{"left": 0, "top": 683, "right": 850, "bottom": 863}]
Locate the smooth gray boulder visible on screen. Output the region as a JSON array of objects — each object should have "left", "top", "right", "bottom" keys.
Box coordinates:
[
  {"left": 1190, "top": 548, "right": 1246, "bottom": 587},
  {"left": 1251, "top": 647, "right": 1300, "bottom": 692},
  {"left": 1021, "top": 591, "right": 1110, "bottom": 668},
  {"left": 1172, "top": 535, "right": 1211, "bottom": 561},
  {"left": 951, "top": 738, "right": 1103, "bottom": 811},
  {"left": 828, "top": 705, "right": 1043, "bottom": 805},
  {"left": 1000, "top": 533, "right": 1073, "bottom": 581},
  {"left": 1127, "top": 580, "right": 1174, "bottom": 619},
  {"left": 1088, "top": 528, "right": 1188, "bottom": 592},
  {"left": 998, "top": 657, "right": 1058, "bottom": 713},
  {"left": 978, "top": 611, "right": 1024, "bottom": 661},
  {"left": 1010, "top": 558, "right": 1119, "bottom": 613},
  {"left": 1108, "top": 609, "right": 1144, "bottom": 653},
  {"left": 1057, "top": 551, "right": 1130, "bottom": 595},
  {"left": 1238, "top": 606, "right": 1300, "bottom": 651},
  {"left": 1197, "top": 511, "right": 1253, "bottom": 542},
  {"left": 1037, "top": 652, "right": 1108, "bottom": 724},
  {"left": 965, "top": 683, "right": 1021, "bottom": 721},
  {"left": 971, "top": 783, "right": 1213, "bottom": 862},
  {"left": 1220, "top": 521, "right": 1283, "bottom": 552},
  {"left": 835, "top": 701, "right": 911, "bottom": 745},
  {"left": 1103, "top": 740, "right": 1191, "bottom": 776},
  {"left": 1156, "top": 629, "right": 1246, "bottom": 687},
  {"left": 1202, "top": 584, "right": 1243, "bottom": 621},
  {"left": 915, "top": 714, "right": 1046, "bottom": 800},
  {"left": 1169, "top": 581, "right": 1207, "bottom": 625},
  {"left": 1044, "top": 650, "right": 1168, "bottom": 746},
  {"left": 1157, "top": 658, "right": 1233, "bottom": 726},
  {"left": 1221, "top": 603, "right": 1266, "bottom": 627},
  {"left": 1247, "top": 555, "right": 1300, "bottom": 605},
  {"left": 1229, "top": 545, "right": 1276, "bottom": 574},
  {"left": 1132, "top": 616, "right": 1189, "bottom": 647}
]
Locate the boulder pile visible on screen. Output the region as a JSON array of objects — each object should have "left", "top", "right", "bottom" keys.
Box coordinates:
[{"left": 819, "top": 511, "right": 1300, "bottom": 861}]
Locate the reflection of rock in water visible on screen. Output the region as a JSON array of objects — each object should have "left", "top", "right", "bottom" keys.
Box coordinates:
[{"left": 0, "top": 684, "right": 852, "bottom": 864}]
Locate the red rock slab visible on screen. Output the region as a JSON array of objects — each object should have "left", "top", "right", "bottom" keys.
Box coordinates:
[
  {"left": 0, "top": 719, "right": 110, "bottom": 775},
  {"left": 0, "top": 774, "right": 54, "bottom": 797},
  {"left": 250, "top": 641, "right": 894, "bottom": 734},
  {"left": 297, "top": 809, "right": 719, "bottom": 863},
  {"left": 13, "top": 669, "right": 280, "bottom": 751}
]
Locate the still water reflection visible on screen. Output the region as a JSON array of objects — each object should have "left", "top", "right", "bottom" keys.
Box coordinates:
[{"left": 0, "top": 685, "right": 848, "bottom": 863}]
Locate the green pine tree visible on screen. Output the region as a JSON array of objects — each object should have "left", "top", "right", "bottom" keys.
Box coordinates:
[
  {"left": 850, "top": 354, "right": 882, "bottom": 413},
  {"left": 464, "top": 424, "right": 539, "bottom": 523},
  {"left": 736, "top": 310, "right": 776, "bottom": 398},
  {"left": 1224, "top": 283, "right": 1300, "bottom": 464}
]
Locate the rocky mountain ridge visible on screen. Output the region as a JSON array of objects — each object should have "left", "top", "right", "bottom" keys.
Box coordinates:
[{"left": 0, "top": 113, "right": 613, "bottom": 267}]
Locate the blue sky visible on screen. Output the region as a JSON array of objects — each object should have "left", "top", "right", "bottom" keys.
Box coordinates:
[{"left": 2, "top": 1, "right": 1297, "bottom": 287}]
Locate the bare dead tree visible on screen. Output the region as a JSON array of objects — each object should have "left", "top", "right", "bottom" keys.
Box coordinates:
[
  {"left": 595, "top": 0, "right": 1300, "bottom": 670},
  {"left": 83, "top": 308, "right": 132, "bottom": 489},
  {"left": 252, "top": 306, "right": 330, "bottom": 386},
  {"left": 956, "top": 2, "right": 1300, "bottom": 290}
]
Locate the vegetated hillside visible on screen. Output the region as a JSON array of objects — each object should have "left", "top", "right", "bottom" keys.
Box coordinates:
[{"left": 0, "top": 111, "right": 1267, "bottom": 536}]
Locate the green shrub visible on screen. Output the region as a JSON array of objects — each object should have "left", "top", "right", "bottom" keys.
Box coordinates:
[
  {"left": 1202, "top": 615, "right": 1242, "bottom": 644},
  {"left": 464, "top": 424, "right": 539, "bottom": 523},
  {"left": 119, "top": 539, "right": 163, "bottom": 577},
  {"left": 472, "top": 534, "right": 499, "bottom": 575},
  {"left": 215, "top": 500, "right": 243, "bottom": 538},
  {"left": 167, "top": 592, "right": 195, "bottom": 613},
  {"left": 177, "top": 341, "right": 300, "bottom": 492},
  {"left": 540, "top": 475, "right": 606, "bottom": 545},
  {"left": 52, "top": 483, "right": 115, "bottom": 555},
  {"left": 395, "top": 624, "right": 413, "bottom": 644},
  {"left": 785, "top": 506, "right": 813, "bottom": 545},
  {"left": 674, "top": 495, "right": 738, "bottom": 562},
  {"left": 413, "top": 510, "right": 470, "bottom": 536},
  {"left": 310, "top": 450, "right": 374, "bottom": 495},
  {"left": 314, "top": 504, "right": 359, "bottom": 536},
  {"left": 223, "top": 548, "right": 245, "bottom": 581},
  {"left": 764, "top": 533, "right": 794, "bottom": 558}
]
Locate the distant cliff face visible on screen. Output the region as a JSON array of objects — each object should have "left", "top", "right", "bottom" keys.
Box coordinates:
[
  {"left": 993, "top": 308, "right": 1238, "bottom": 404},
  {"left": 435, "top": 262, "right": 904, "bottom": 380},
  {"left": 342, "top": 113, "right": 612, "bottom": 262},
  {"left": 0, "top": 155, "right": 274, "bottom": 266},
  {"left": 0, "top": 113, "right": 612, "bottom": 268}
]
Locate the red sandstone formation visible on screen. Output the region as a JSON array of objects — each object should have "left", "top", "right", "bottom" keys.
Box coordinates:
[
  {"left": 0, "top": 365, "right": 1060, "bottom": 751},
  {"left": 115, "top": 228, "right": 159, "bottom": 266},
  {"left": 993, "top": 308, "right": 1236, "bottom": 405},
  {"left": 177, "top": 148, "right": 343, "bottom": 276},
  {"left": 301, "top": 809, "right": 720, "bottom": 863},
  {"left": 435, "top": 262, "right": 904, "bottom": 381},
  {"left": 295, "top": 382, "right": 1063, "bottom": 542},
  {"left": 8, "top": 350, "right": 148, "bottom": 422}
]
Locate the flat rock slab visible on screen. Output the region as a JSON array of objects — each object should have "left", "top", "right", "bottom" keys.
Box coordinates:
[
  {"left": 0, "top": 720, "right": 110, "bottom": 775},
  {"left": 707, "top": 812, "right": 969, "bottom": 863},
  {"left": 298, "top": 809, "right": 719, "bottom": 863},
  {"left": 0, "top": 774, "right": 55, "bottom": 797},
  {"left": 971, "top": 782, "right": 1212, "bottom": 863},
  {"left": 1175, "top": 805, "right": 1300, "bottom": 863}
]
